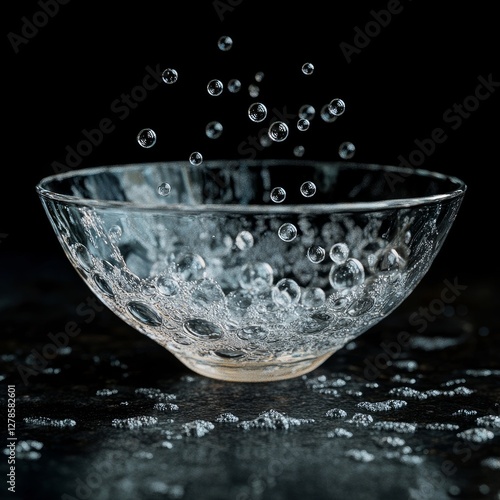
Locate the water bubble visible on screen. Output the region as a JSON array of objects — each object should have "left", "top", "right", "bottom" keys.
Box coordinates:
[
  {"left": 293, "top": 145, "right": 305, "bottom": 157},
  {"left": 192, "top": 280, "right": 225, "bottom": 306},
  {"left": 320, "top": 104, "right": 338, "bottom": 123},
  {"left": 270, "top": 187, "right": 286, "bottom": 203},
  {"left": 268, "top": 121, "right": 289, "bottom": 142},
  {"left": 301, "top": 62, "right": 314, "bottom": 75},
  {"left": 307, "top": 245, "right": 325, "bottom": 263},
  {"left": 235, "top": 230, "right": 254, "bottom": 250},
  {"left": 217, "top": 35, "right": 233, "bottom": 51},
  {"left": 299, "top": 104, "right": 316, "bottom": 120},
  {"left": 238, "top": 262, "right": 274, "bottom": 291},
  {"left": 329, "top": 243, "right": 349, "bottom": 264},
  {"left": 300, "top": 181, "right": 316, "bottom": 197},
  {"left": 156, "top": 276, "right": 179, "bottom": 296},
  {"left": 329, "top": 98, "right": 346, "bottom": 116},
  {"left": 161, "top": 68, "right": 178, "bottom": 84},
  {"left": 237, "top": 325, "right": 268, "bottom": 341},
  {"left": 297, "top": 118, "right": 310, "bottom": 131},
  {"left": 108, "top": 225, "right": 122, "bottom": 241},
  {"left": 248, "top": 84, "right": 260, "bottom": 97},
  {"left": 329, "top": 258, "right": 365, "bottom": 290},
  {"left": 260, "top": 134, "right": 272, "bottom": 148},
  {"left": 176, "top": 253, "right": 206, "bottom": 281},
  {"left": 339, "top": 141, "right": 356, "bottom": 160},
  {"left": 157, "top": 182, "right": 171, "bottom": 196},
  {"left": 93, "top": 274, "right": 114, "bottom": 297},
  {"left": 255, "top": 71, "right": 265, "bottom": 82},
  {"left": 272, "top": 278, "right": 301, "bottom": 307},
  {"left": 248, "top": 102, "right": 267, "bottom": 123},
  {"left": 228, "top": 79, "right": 241, "bottom": 93},
  {"left": 137, "top": 128, "right": 156, "bottom": 148},
  {"left": 207, "top": 79, "right": 223, "bottom": 96},
  {"left": 127, "top": 301, "right": 162, "bottom": 327},
  {"left": 74, "top": 243, "right": 93, "bottom": 271},
  {"left": 278, "top": 223, "right": 298, "bottom": 242},
  {"left": 205, "top": 121, "right": 223, "bottom": 139},
  {"left": 189, "top": 152, "right": 203, "bottom": 165},
  {"left": 301, "top": 287, "right": 326, "bottom": 308},
  {"left": 183, "top": 319, "right": 223, "bottom": 339}
]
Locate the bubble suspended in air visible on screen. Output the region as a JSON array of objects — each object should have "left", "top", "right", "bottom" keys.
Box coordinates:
[
  {"left": 297, "top": 118, "right": 310, "bottom": 131},
  {"left": 235, "top": 231, "right": 254, "bottom": 250},
  {"left": 207, "top": 79, "right": 224, "bottom": 96},
  {"left": 228, "top": 79, "right": 242, "bottom": 93},
  {"left": 329, "top": 258, "right": 365, "bottom": 290},
  {"left": 278, "top": 223, "right": 298, "bottom": 242},
  {"left": 302, "top": 62, "right": 314, "bottom": 75},
  {"left": 248, "top": 102, "right": 267, "bottom": 123},
  {"left": 260, "top": 134, "right": 272, "bottom": 148},
  {"left": 293, "top": 145, "right": 305, "bottom": 157},
  {"left": 255, "top": 71, "right": 264, "bottom": 82},
  {"left": 248, "top": 84, "right": 260, "bottom": 97},
  {"left": 272, "top": 278, "right": 301, "bottom": 307},
  {"left": 205, "top": 121, "right": 223, "bottom": 139},
  {"left": 157, "top": 182, "right": 171, "bottom": 196},
  {"left": 300, "top": 181, "right": 316, "bottom": 197},
  {"left": 161, "top": 68, "right": 178, "bottom": 84},
  {"left": 268, "top": 121, "right": 289, "bottom": 142},
  {"left": 307, "top": 245, "right": 325, "bottom": 263},
  {"left": 329, "top": 243, "right": 349, "bottom": 264},
  {"left": 299, "top": 104, "right": 316, "bottom": 120},
  {"left": 137, "top": 128, "right": 156, "bottom": 148},
  {"left": 217, "top": 35, "right": 233, "bottom": 51},
  {"left": 176, "top": 253, "right": 206, "bottom": 281},
  {"left": 270, "top": 187, "right": 286, "bottom": 203},
  {"left": 339, "top": 141, "right": 356, "bottom": 160},
  {"left": 320, "top": 104, "right": 338, "bottom": 123},
  {"left": 156, "top": 276, "right": 179, "bottom": 296},
  {"left": 238, "top": 262, "right": 274, "bottom": 291},
  {"left": 108, "top": 225, "right": 122, "bottom": 241},
  {"left": 189, "top": 152, "right": 203, "bottom": 165},
  {"left": 302, "top": 287, "right": 326, "bottom": 308},
  {"left": 329, "top": 98, "right": 346, "bottom": 116}
]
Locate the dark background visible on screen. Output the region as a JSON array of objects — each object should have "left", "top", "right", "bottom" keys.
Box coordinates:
[{"left": 2, "top": 1, "right": 498, "bottom": 308}]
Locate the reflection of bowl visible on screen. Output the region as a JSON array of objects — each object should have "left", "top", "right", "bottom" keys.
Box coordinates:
[{"left": 36, "top": 160, "right": 466, "bottom": 382}]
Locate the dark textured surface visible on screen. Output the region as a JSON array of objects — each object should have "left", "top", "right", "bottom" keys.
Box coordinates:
[{"left": 1, "top": 252, "right": 499, "bottom": 500}]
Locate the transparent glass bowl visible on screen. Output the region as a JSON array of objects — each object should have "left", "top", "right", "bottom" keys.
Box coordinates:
[{"left": 36, "top": 160, "right": 466, "bottom": 382}]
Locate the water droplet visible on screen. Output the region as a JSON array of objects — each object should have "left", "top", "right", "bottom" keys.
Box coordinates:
[
  {"left": 205, "top": 121, "right": 223, "bottom": 139},
  {"left": 93, "top": 274, "right": 114, "bottom": 297},
  {"left": 189, "top": 152, "right": 203, "bottom": 165},
  {"left": 320, "top": 104, "right": 338, "bottom": 123},
  {"left": 329, "top": 258, "right": 365, "bottom": 290},
  {"left": 161, "top": 68, "right": 178, "bottom": 84},
  {"left": 255, "top": 71, "right": 265, "bottom": 82},
  {"left": 238, "top": 262, "right": 274, "bottom": 291},
  {"left": 329, "top": 243, "right": 349, "bottom": 264},
  {"left": 299, "top": 104, "right": 315, "bottom": 120},
  {"left": 192, "top": 280, "right": 225, "bottom": 306},
  {"left": 176, "top": 253, "right": 206, "bottom": 281},
  {"left": 156, "top": 276, "right": 179, "bottom": 296},
  {"left": 301, "top": 287, "right": 326, "bottom": 308},
  {"left": 137, "top": 128, "right": 156, "bottom": 148},
  {"left": 339, "top": 141, "right": 356, "bottom": 160},
  {"left": 127, "top": 301, "right": 162, "bottom": 326},
  {"left": 272, "top": 278, "right": 301, "bottom": 307},
  {"left": 268, "top": 121, "right": 289, "bottom": 142},
  {"left": 183, "top": 319, "right": 223, "bottom": 339},
  {"left": 301, "top": 62, "right": 314, "bottom": 75},
  {"left": 74, "top": 243, "right": 93, "bottom": 271},
  {"left": 248, "top": 84, "right": 260, "bottom": 97},
  {"left": 217, "top": 35, "right": 233, "bottom": 51},
  {"left": 270, "top": 187, "right": 286, "bottom": 203},
  {"left": 329, "top": 98, "right": 346, "bottom": 116},
  {"left": 207, "top": 79, "right": 223, "bottom": 96},
  {"left": 297, "top": 118, "right": 310, "bottom": 131},
  {"left": 278, "top": 223, "right": 297, "bottom": 242},
  {"left": 215, "top": 349, "right": 245, "bottom": 358},
  {"left": 300, "top": 181, "right": 316, "bottom": 197},
  {"left": 307, "top": 245, "right": 325, "bottom": 263},
  {"left": 157, "top": 182, "right": 171, "bottom": 196},
  {"left": 237, "top": 325, "right": 268, "bottom": 341},
  {"left": 228, "top": 79, "right": 241, "bottom": 93},
  {"left": 293, "top": 145, "right": 305, "bottom": 157},
  {"left": 248, "top": 102, "right": 267, "bottom": 123},
  {"left": 235, "top": 230, "right": 254, "bottom": 250}
]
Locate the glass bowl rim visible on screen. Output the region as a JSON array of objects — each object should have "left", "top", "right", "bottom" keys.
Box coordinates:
[{"left": 36, "top": 159, "right": 467, "bottom": 214}]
